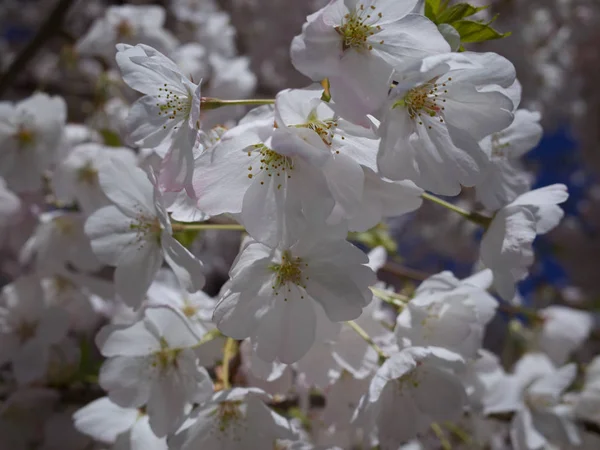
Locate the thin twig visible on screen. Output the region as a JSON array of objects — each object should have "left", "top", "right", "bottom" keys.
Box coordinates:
[
  {"left": 347, "top": 320, "right": 389, "bottom": 363},
  {"left": 0, "top": 0, "right": 77, "bottom": 97}
]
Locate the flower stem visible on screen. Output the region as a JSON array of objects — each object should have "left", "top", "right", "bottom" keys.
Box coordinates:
[
  {"left": 201, "top": 97, "right": 275, "bottom": 110},
  {"left": 172, "top": 223, "right": 245, "bottom": 232},
  {"left": 421, "top": 192, "right": 492, "bottom": 227},
  {"left": 191, "top": 328, "right": 223, "bottom": 349},
  {"left": 370, "top": 286, "right": 409, "bottom": 309},
  {"left": 431, "top": 423, "right": 452, "bottom": 450},
  {"left": 221, "top": 337, "right": 237, "bottom": 390},
  {"left": 346, "top": 320, "right": 388, "bottom": 363}
]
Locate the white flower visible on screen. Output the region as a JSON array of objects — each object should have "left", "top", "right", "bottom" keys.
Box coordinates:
[
  {"left": 146, "top": 273, "right": 224, "bottom": 365},
  {"left": 571, "top": 356, "right": 600, "bottom": 426},
  {"left": 536, "top": 306, "right": 593, "bottom": 365},
  {"left": 291, "top": 0, "right": 449, "bottom": 118},
  {"left": 355, "top": 347, "right": 466, "bottom": 449},
  {"left": 321, "top": 371, "right": 371, "bottom": 429},
  {"left": 76, "top": 5, "right": 178, "bottom": 60},
  {"left": 462, "top": 350, "right": 512, "bottom": 412},
  {"left": 476, "top": 109, "right": 543, "bottom": 210},
  {"left": 332, "top": 299, "right": 396, "bottom": 379},
  {"left": 96, "top": 306, "right": 213, "bottom": 437},
  {"left": 344, "top": 167, "right": 423, "bottom": 232},
  {"left": 395, "top": 270, "right": 498, "bottom": 359},
  {"left": 0, "top": 93, "right": 66, "bottom": 192},
  {"left": 84, "top": 158, "right": 205, "bottom": 307},
  {"left": 485, "top": 353, "right": 579, "bottom": 450},
  {"left": 0, "top": 276, "right": 69, "bottom": 384},
  {"left": 0, "top": 177, "right": 20, "bottom": 226},
  {"left": 0, "top": 388, "right": 60, "bottom": 450},
  {"left": 41, "top": 271, "right": 108, "bottom": 333},
  {"left": 193, "top": 105, "right": 334, "bottom": 247},
  {"left": 170, "top": 387, "right": 293, "bottom": 450},
  {"left": 239, "top": 339, "right": 294, "bottom": 396},
  {"left": 73, "top": 397, "right": 167, "bottom": 450},
  {"left": 213, "top": 226, "right": 375, "bottom": 363},
  {"left": 377, "top": 52, "right": 516, "bottom": 195},
  {"left": 20, "top": 212, "right": 101, "bottom": 274},
  {"left": 51, "top": 143, "right": 137, "bottom": 215},
  {"left": 116, "top": 43, "right": 201, "bottom": 192},
  {"left": 171, "top": 43, "right": 210, "bottom": 85},
  {"left": 480, "top": 184, "right": 568, "bottom": 300},
  {"left": 274, "top": 87, "right": 423, "bottom": 225}
]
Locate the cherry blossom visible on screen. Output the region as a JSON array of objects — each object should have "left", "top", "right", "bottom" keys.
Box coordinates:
[
  {"left": 84, "top": 158, "right": 204, "bottom": 307},
  {"left": 0, "top": 93, "right": 66, "bottom": 192}
]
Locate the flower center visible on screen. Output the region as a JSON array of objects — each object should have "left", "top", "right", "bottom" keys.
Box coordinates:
[
  {"left": 53, "top": 275, "right": 74, "bottom": 294},
  {"left": 13, "top": 126, "right": 35, "bottom": 148},
  {"left": 335, "top": 4, "right": 384, "bottom": 52},
  {"left": 157, "top": 84, "right": 192, "bottom": 130},
  {"left": 246, "top": 144, "right": 294, "bottom": 188},
  {"left": 130, "top": 215, "right": 162, "bottom": 244},
  {"left": 216, "top": 401, "right": 243, "bottom": 433},
  {"left": 490, "top": 134, "right": 511, "bottom": 159},
  {"left": 77, "top": 162, "right": 99, "bottom": 185},
  {"left": 16, "top": 320, "right": 38, "bottom": 343},
  {"left": 182, "top": 303, "right": 198, "bottom": 318},
  {"left": 116, "top": 19, "right": 135, "bottom": 39},
  {"left": 396, "top": 78, "right": 452, "bottom": 126},
  {"left": 151, "top": 337, "right": 180, "bottom": 370},
  {"left": 269, "top": 250, "right": 308, "bottom": 298},
  {"left": 295, "top": 110, "right": 338, "bottom": 148},
  {"left": 54, "top": 216, "right": 76, "bottom": 235}
]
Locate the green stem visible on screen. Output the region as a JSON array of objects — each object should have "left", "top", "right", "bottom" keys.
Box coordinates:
[
  {"left": 431, "top": 423, "right": 452, "bottom": 450},
  {"left": 347, "top": 320, "right": 388, "bottom": 363},
  {"left": 221, "top": 337, "right": 237, "bottom": 390},
  {"left": 172, "top": 223, "right": 245, "bottom": 232},
  {"left": 421, "top": 192, "right": 492, "bottom": 227},
  {"left": 370, "top": 286, "right": 409, "bottom": 309},
  {"left": 201, "top": 97, "right": 275, "bottom": 110},
  {"left": 191, "top": 328, "right": 223, "bottom": 349}
]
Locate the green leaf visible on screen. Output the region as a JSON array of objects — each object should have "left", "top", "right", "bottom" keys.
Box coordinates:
[
  {"left": 424, "top": 0, "right": 444, "bottom": 20},
  {"left": 99, "top": 128, "right": 122, "bottom": 147},
  {"left": 320, "top": 78, "right": 331, "bottom": 102},
  {"left": 349, "top": 223, "right": 397, "bottom": 255},
  {"left": 452, "top": 18, "right": 511, "bottom": 43},
  {"left": 173, "top": 229, "right": 201, "bottom": 248},
  {"left": 437, "top": 3, "right": 488, "bottom": 24}
]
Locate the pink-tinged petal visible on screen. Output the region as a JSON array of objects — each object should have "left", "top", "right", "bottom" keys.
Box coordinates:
[{"left": 158, "top": 128, "right": 196, "bottom": 193}]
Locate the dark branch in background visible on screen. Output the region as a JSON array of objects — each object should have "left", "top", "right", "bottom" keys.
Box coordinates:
[{"left": 0, "top": 0, "right": 77, "bottom": 98}]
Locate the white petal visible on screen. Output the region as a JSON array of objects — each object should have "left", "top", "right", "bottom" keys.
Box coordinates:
[
  {"left": 73, "top": 397, "right": 139, "bottom": 444},
  {"left": 98, "top": 159, "right": 155, "bottom": 217},
  {"left": 253, "top": 286, "right": 317, "bottom": 364},
  {"left": 161, "top": 232, "right": 205, "bottom": 293},
  {"left": 96, "top": 321, "right": 161, "bottom": 357},
  {"left": 115, "top": 242, "right": 164, "bottom": 308},
  {"left": 99, "top": 356, "right": 151, "bottom": 408}
]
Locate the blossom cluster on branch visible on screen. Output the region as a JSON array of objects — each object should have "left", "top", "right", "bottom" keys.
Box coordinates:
[{"left": 0, "top": 0, "right": 598, "bottom": 449}]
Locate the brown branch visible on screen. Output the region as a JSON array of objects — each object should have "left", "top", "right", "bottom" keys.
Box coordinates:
[{"left": 0, "top": 0, "right": 77, "bottom": 97}]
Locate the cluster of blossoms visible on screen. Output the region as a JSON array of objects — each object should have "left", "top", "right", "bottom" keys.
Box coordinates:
[{"left": 0, "top": 0, "right": 598, "bottom": 449}]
